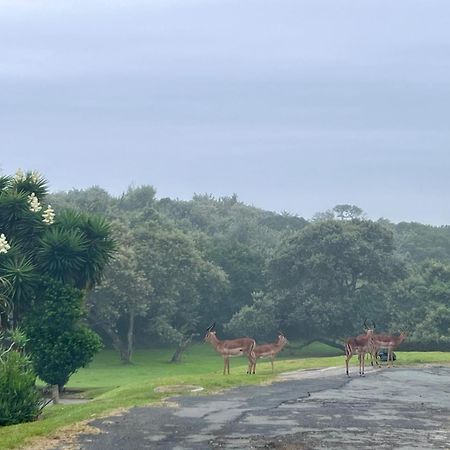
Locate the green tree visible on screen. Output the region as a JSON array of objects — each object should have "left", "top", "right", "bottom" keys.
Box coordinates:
[
  {"left": 265, "top": 219, "right": 404, "bottom": 343},
  {"left": 25, "top": 278, "right": 102, "bottom": 390},
  {"left": 0, "top": 171, "right": 115, "bottom": 328},
  {"left": 88, "top": 242, "right": 153, "bottom": 364},
  {"left": 0, "top": 170, "right": 114, "bottom": 396}
]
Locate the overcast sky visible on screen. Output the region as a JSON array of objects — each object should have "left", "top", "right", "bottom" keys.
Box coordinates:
[{"left": 1, "top": 0, "right": 450, "bottom": 224}]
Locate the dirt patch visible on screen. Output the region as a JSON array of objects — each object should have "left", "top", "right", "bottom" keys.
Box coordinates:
[
  {"left": 20, "top": 408, "right": 132, "bottom": 450},
  {"left": 153, "top": 384, "right": 204, "bottom": 393},
  {"left": 20, "top": 422, "right": 103, "bottom": 450}
]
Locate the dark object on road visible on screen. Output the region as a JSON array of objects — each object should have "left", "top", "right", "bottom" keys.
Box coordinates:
[{"left": 378, "top": 351, "right": 396, "bottom": 362}]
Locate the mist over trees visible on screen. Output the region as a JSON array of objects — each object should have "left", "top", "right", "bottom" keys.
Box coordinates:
[{"left": 48, "top": 188, "right": 450, "bottom": 360}]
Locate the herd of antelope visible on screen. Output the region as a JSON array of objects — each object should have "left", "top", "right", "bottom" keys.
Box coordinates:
[
  {"left": 204, "top": 322, "right": 288, "bottom": 375},
  {"left": 345, "top": 320, "right": 407, "bottom": 376},
  {"left": 204, "top": 320, "right": 407, "bottom": 376}
]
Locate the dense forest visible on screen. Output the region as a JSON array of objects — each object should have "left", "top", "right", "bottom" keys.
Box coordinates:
[{"left": 46, "top": 185, "right": 450, "bottom": 361}]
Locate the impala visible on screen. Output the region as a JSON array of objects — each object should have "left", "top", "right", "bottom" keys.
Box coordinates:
[
  {"left": 204, "top": 322, "right": 256, "bottom": 375},
  {"left": 344, "top": 321, "right": 375, "bottom": 376},
  {"left": 249, "top": 332, "right": 288, "bottom": 374},
  {"left": 373, "top": 331, "right": 407, "bottom": 368}
]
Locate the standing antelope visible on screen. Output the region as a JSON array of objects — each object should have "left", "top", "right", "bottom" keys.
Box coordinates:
[
  {"left": 249, "top": 332, "right": 288, "bottom": 374},
  {"left": 204, "top": 323, "right": 256, "bottom": 375},
  {"left": 344, "top": 322, "right": 375, "bottom": 376},
  {"left": 373, "top": 331, "right": 407, "bottom": 368}
]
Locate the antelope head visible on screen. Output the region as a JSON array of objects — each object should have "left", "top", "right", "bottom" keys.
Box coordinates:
[
  {"left": 204, "top": 322, "right": 216, "bottom": 343},
  {"left": 278, "top": 331, "right": 289, "bottom": 346}
]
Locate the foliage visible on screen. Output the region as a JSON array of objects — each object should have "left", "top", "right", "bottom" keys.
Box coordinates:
[
  {"left": 25, "top": 278, "right": 102, "bottom": 388},
  {"left": 225, "top": 291, "right": 278, "bottom": 341},
  {"left": 390, "top": 260, "right": 450, "bottom": 350},
  {"left": 394, "top": 222, "right": 450, "bottom": 263},
  {"left": 0, "top": 169, "right": 114, "bottom": 396},
  {"left": 45, "top": 185, "right": 450, "bottom": 352},
  {"left": 263, "top": 219, "right": 404, "bottom": 341},
  {"left": 0, "top": 336, "right": 41, "bottom": 426},
  {"left": 0, "top": 170, "right": 115, "bottom": 328},
  {"left": 88, "top": 241, "right": 153, "bottom": 363}
]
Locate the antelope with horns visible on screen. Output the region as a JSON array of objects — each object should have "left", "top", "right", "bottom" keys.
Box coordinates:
[
  {"left": 344, "top": 320, "right": 375, "bottom": 377},
  {"left": 204, "top": 323, "right": 256, "bottom": 375},
  {"left": 373, "top": 331, "right": 407, "bottom": 368}
]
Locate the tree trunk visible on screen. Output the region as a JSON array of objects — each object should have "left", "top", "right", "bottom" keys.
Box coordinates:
[
  {"left": 170, "top": 333, "right": 195, "bottom": 363},
  {"left": 125, "top": 310, "right": 135, "bottom": 364},
  {"left": 98, "top": 321, "right": 130, "bottom": 363},
  {"left": 89, "top": 309, "right": 132, "bottom": 364},
  {"left": 51, "top": 385, "right": 60, "bottom": 404}
]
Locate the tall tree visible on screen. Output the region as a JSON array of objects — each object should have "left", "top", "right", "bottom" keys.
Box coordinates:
[
  {"left": 0, "top": 169, "right": 115, "bottom": 391},
  {"left": 264, "top": 219, "right": 404, "bottom": 342}
]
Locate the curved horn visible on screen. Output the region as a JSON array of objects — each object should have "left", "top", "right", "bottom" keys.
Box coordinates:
[
  {"left": 363, "top": 318, "right": 369, "bottom": 329},
  {"left": 206, "top": 322, "right": 216, "bottom": 332},
  {"left": 372, "top": 321, "right": 376, "bottom": 329},
  {"left": 278, "top": 330, "right": 284, "bottom": 336}
]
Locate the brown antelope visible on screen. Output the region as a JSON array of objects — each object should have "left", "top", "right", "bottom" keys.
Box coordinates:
[
  {"left": 373, "top": 331, "right": 407, "bottom": 368},
  {"left": 249, "top": 332, "right": 288, "bottom": 374},
  {"left": 204, "top": 323, "right": 256, "bottom": 375},
  {"left": 344, "top": 321, "right": 375, "bottom": 376}
]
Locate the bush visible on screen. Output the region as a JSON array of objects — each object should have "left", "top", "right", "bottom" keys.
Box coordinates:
[
  {"left": 0, "top": 350, "right": 41, "bottom": 425},
  {"left": 31, "top": 326, "right": 102, "bottom": 388},
  {"left": 25, "top": 278, "right": 103, "bottom": 389}
]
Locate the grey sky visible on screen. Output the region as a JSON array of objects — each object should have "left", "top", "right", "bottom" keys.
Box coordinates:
[{"left": 1, "top": 0, "right": 450, "bottom": 224}]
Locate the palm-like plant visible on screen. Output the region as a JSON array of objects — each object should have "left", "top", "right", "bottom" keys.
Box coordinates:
[
  {"left": 10, "top": 170, "right": 48, "bottom": 199},
  {"left": 50, "top": 210, "right": 116, "bottom": 289},
  {"left": 0, "top": 275, "right": 12, "bottom": 330},
  {"left": 75, "top": 215, "right": 116, "bottom": 289},
  {"left": 0, "top": 170, "right": 115, "bottom": 330},
  {"left": 0, "top": 256, "right": 36, "bottom": 328},
  {"left": 38, "top": 228, "right": 88, "bottom": 285}
]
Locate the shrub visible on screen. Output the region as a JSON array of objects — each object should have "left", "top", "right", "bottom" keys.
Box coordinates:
[
  {"left": 25, "top": 278, "right": 103, "bottom": 389},
  {"left": 0, "top": 350, "right": 41, "bottom": 425},
  {"left": 31, "top": 326, "right": 102, "bottom": 388}
]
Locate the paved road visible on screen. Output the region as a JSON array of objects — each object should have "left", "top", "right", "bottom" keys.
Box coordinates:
[{"left": 73, "top": 366, "right": 450, "bottom": 450}]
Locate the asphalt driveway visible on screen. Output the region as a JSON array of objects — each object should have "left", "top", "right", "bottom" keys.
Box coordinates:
[{"left": 71, "top": 366, "right": 450, "bottom": 449}]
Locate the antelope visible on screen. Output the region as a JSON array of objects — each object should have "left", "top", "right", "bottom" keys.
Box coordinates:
[
  {"left": 373, "top": 331, "right": 407, "bottom": 368},
  {"left": 344, "top": 320, "right": 375, "bottom": 376},
  {"left": 204, "top": 323, "right": 256, "bottom": 375},
  {"left": 249, "top": 332, "right": 288, "bottom": 374}
]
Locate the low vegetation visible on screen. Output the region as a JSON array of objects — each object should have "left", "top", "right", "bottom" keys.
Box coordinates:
[{"left": 1, "top": 344, "right": 449, "bottom": 450}]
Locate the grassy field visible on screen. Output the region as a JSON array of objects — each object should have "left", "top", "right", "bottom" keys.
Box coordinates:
[{"left": 1, "top": 342, "right": 449, "bottom": 450}]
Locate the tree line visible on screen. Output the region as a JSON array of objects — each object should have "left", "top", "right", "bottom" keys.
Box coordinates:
[{"left": 47, "top": 186, "right": 450, "bottom": 361}]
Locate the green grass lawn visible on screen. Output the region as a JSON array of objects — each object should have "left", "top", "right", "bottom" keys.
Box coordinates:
[{"left": 1, "top": 343, "right": 449, "bottom": 450}]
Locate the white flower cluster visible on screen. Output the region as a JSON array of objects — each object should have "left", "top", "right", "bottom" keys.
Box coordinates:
[
  {"left": 30, "top": 170, "right": 41, "bottom": 183},
  {"left": 28, "top": 192, "right": 42, "bottom": 213},
  {"left": 14, "top": 168, "right": 26, "bottom": 182},
  {"left": 0, "top": 234, "right": 11, "bottom": 254},
  {"left": 42, "top": 205, "right": 55, "bottom": 225}
]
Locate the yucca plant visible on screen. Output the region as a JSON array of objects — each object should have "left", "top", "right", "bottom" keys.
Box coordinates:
[
  {"left": 38, "top": 229, "right": 87, "bottom": 286},
  {"left": 0, "top": 256, "right": 36, "bottom": 328},
  {"left": 0, "top": 169, "right": 115, "bottom": 406}
]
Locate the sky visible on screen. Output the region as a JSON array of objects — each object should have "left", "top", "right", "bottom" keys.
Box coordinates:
[{"left": 1, "top": 0, "right": 450, "bottom": 224}]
